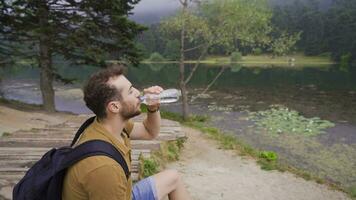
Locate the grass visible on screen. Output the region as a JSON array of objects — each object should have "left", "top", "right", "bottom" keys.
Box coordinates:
[
  {"left": 138, "top": 125, "right": 187, "bottom": 179},
  {"left": 1, "top": 132, "right": 11, "bottom": 137},
  {"left": 141, "top": 53, "right": 335, "bottom": 66},
  {"left": 205, "top": 53, "right": 334, "bottom": 65},
  {"left": 157, "top": 109, "right": 355, "bottom": 199},
  {"left": 347, "top": 186, "right": 356, "bottom": 199},
  {"left": 139, "top": 105, "right": 188, "bottom": 178}
]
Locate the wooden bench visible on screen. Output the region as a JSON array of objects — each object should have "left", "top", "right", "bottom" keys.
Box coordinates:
[{"left": 0, "top": 114, "right": 185, "bottom": 200}]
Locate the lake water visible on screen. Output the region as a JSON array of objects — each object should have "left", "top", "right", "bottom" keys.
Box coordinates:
[{"left": 0, "top": 63, "right": 355, "bottom": 188}]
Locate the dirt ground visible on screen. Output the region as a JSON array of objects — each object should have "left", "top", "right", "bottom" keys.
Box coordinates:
[
  {"left": 0, "top": 103, "right": 351, "bottom": 200},
  {"left": 167, "top": 127, "right": 351, "bottom": 200},
  {"left": 0, "top": 103, "right": 78, "bottom": 136}
]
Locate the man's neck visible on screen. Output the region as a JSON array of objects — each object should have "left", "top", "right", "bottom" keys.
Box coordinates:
[{"left": 98, "top": 116, "right": 127, "bottom": 141}]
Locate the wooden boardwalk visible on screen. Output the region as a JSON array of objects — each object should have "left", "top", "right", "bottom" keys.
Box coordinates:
[{"left": 0, "top": 114, "right": 185, "bottom": 200}]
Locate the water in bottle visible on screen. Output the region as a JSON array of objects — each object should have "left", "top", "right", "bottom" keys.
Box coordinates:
[{"left": 139, "top": 89, "right": 181, "bottom": 105}]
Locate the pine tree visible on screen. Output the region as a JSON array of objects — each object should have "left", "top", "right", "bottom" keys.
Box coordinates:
[{"left": 0, "top": 0, "right": 145, "bottom": 111}]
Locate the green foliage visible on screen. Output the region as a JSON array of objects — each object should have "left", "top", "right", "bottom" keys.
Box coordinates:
[
  {"left": 270, "top": 31, "right": 301, "bottom": 56},
  {"left": 1, "top": 132, "right": 11, "bottom": 137},
  {"left": 258, "top": 151, "right": 278, "bottom": 170},
  {"left": 0, "top": 0, "right": 146, "bottom": 111},
  {"left": 259, "top": 151, "right": 278, "bottom": 161},
  {"left": 140, "top": 139, "right": 186, "bottom": 179},
  {"left": 200, "top": 0, "right": 273, "bottom": 51},
  {"left": 148, "top": 52, "right": 165, "bottom": 62},
  {"left": 347, "top": 185, "right": 356, "bottom": 198},
  {"left": 248, "top": 105, "right": 335, "bottom": 136},
  {"left": 167, "top": 142, "right": 180, "bottom": 161},
  {"left": 340, "top": 53, "right": 352, "bottom": 72},
  {"left": 163, "top": 39, "right": 180, "bottom": 61},
  {"left": 142, "top": 158, "right": 159, "bottom": 178},
  {"left": 230, "top": 51, "right": 242, "bottom": 63},
  {"left": 252, "top": 48, "right": 263, "bottom": 55},
  {"left": 136, "top": 42, "right": 150, "bottom": 59},
  {"left": 271, "top": 0, "right": 356, "bottom": 62},
  {"left": 0, "top": 0, "right": 146, "bottom": 65},
  {"left": 176, "top": 137, "right": 187, "bottom": 150}
]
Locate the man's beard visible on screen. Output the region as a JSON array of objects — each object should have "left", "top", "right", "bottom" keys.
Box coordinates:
[{"left": 120, "top": 101, "right": 141, "bottom": 120}]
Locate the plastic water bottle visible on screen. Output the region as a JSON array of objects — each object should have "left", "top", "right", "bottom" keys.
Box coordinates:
[{"left": 139, "top": 89, "right": 181, "bottom": 105}]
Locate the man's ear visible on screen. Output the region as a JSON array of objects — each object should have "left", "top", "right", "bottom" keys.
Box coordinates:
[{"left": 107, "top": 101, "right": 121, "bottom": 114}]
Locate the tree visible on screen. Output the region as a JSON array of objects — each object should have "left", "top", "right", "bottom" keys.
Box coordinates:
[
  {"left": 160, "top": 0, "right": 273, "bottom": 120},
  {"left": 160, "top": 0, "right": 213, "bottom": 120},
  {"left": 324, "top": 0, "right": 356, "bottom": 61},
  {"left": 0, "top": 0, "right": 145, "bottom": 112},
  {"left": 163, "top": 39, "right": 180, "bottom": 60},
  {"left": 270, "top": 31, "right": 301, "bottom": 56}
]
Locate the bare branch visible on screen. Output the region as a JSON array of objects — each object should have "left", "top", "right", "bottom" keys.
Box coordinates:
[
  {"left": 190, "top": 66, "right": 226, "bottom": 102},
  {"left": 184, "top": 44, "right": 209, "bottom": 85},
  {"left": 202, "top": 66, "right": 225, "bottom": 94},
  {"left": 178, "top": 0, "right": 184, "bottom": 6},
  {"left": 183, "top": 43, "right": 206, "bottom": 52}
]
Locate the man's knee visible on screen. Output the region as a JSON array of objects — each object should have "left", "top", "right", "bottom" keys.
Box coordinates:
[{"left": 163, "top": 169, "right": 181, "bottom": 187}]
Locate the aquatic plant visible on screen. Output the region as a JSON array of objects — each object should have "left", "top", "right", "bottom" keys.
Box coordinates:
[{"left": 248, "top": 105, "right": 335, "bottom": 136}]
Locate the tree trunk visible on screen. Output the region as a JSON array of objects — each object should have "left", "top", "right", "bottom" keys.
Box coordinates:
[
  {"left": 39, "top": 37, "right": 55, "bottom": 112},
  {"left": 179, "top": 0, "right": 189, "bottom": 121},
  {"left": 39, "top": 3, "right": 55, "bottom": 112}
]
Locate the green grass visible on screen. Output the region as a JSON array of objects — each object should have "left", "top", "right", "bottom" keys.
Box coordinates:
[
  {"left": 1, "top": 132, "right": 11, "bottom": 137},
  {"left": 139, "top": 138, "right": 187, "bottom": 179},
  {"left": 347, "top": 186, "right": 356, "bottom": 199},
  {"left": 141, "top": 158, "right": 160, "bottom": 178},
  {"left": 141, "top": 53, "right": 335, "bottom": 65}
]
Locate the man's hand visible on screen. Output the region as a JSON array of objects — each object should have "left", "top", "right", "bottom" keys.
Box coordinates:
[{"left": 143, "top": 86, "right": 164, "bottom": 112}]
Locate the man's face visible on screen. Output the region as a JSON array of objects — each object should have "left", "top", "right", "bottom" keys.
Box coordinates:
[{"left": 108, "top": 75, "right": 141, "bottom": 120}]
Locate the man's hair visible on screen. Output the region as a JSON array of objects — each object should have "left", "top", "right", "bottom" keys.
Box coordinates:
[{"left": 83, "top": 64, "right": 125, "bottom": 119}]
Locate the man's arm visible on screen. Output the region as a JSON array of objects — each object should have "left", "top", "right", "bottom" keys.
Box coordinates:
[
  {"left": 130, "top": 86, "right": 163, "bottom": 140},
  {"left": 130, "top": 110, "right": 161, "bottom": 140}
]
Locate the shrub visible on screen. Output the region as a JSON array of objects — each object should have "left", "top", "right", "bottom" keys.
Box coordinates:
[
  {"left": 142, "top": 158, "right": 159, "bottom": 177},
  {"left": 259, "top": 151, "right": 278, "bottom": 161},
  {"left": 252, "top": 48, "right": 263, "bottom": 55},
  {"left": 340, "top": 52, "right": 352, "bottom": 71},
  {"left": 148, "top": 52, "right": 165, "bottom": 62},
  {"left": 230, "top": 51, "right": 242, "bottom": 63}
]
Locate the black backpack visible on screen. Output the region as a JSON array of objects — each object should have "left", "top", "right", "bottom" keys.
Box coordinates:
[{"left": 12, "top": 116, "right": 130, "bottom": 200}]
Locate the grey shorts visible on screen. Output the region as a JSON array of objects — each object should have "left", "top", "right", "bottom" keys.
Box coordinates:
[{"left": 132, "top": 176, "right": 158, "bottom": 200}]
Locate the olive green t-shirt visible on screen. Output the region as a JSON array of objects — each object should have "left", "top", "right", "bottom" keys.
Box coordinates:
[{"left": 62, "top": 117, "right": 134, "bottom": 200}]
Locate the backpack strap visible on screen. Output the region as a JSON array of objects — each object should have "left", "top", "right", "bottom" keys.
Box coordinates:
[
  {"left": 70, "top": 116, "right": 96, "bottom": 147},
  {"left": 63, "top": 140, "right": 130, "bottom": 179},
  {"left": 123, "top": 128, "right": 130, "bottom": 138}
]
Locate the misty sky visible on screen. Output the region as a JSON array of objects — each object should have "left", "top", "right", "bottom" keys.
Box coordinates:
[{"left": 132, "top": 0, "right": 180, "bottom": 15}]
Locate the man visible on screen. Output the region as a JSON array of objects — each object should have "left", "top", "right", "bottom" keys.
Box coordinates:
[{"left": 62, "top": 65, "right": 190, "bottom": 200}]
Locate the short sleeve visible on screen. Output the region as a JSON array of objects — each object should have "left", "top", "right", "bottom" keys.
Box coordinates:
[
  {"left": 124, "top": 120, "right": 134, "bottom": 135},
  {"left": 82, "top": 164, "right": 127, "bottom": 200}
]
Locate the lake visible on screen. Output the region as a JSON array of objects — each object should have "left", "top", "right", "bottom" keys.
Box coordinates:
[{"left": 0, "top": 63, "right": 355, "bottom": 188}]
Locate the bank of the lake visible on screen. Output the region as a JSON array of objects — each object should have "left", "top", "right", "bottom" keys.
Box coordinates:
[{"left": 142, "top": 54, "right": 335, "bottom": 66}]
